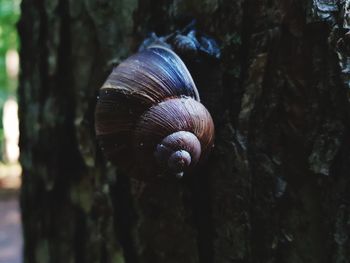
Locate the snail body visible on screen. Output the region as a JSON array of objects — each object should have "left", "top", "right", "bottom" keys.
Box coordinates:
[{"left": 95, "top": 46, "right": 214, "bottom": 178}]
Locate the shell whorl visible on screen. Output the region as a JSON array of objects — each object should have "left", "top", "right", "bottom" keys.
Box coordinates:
[
  {"left": 154, "top": 131, "right": 201, "bottom": 178},
  {"left": 102, "top": 46, "right": 199, "bottom": 103},
  {"left": 95, "top": 46, "right": 214, "bottom": 177}
]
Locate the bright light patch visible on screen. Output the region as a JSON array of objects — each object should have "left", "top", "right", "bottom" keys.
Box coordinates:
[
  {"left": 5, "top": 50, "right": 19, "bottom": 79},
  {"left": 3, "top": 98, "right": 19, "bottom": 163}
]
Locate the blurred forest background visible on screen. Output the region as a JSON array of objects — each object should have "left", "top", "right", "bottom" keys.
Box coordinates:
[
  {"left": 0, "top": 0, "right": 20, "bottom": 178},
  {"left": 0, "top": 1, "right": 22, "bottom": 263}
]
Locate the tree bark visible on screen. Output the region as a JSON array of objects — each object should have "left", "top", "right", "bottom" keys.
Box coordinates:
[{"left": 19, "top": 0, "right": 350, "bottom": 263}]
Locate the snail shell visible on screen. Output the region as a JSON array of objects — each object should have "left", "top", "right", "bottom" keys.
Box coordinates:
[{"left": 95, "top": 46, "right": 214, "bottom": 178}]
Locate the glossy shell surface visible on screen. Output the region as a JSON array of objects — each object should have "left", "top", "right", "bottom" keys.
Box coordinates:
[{"left": 95, "top": 46, "right": 214, "bottom": 175}]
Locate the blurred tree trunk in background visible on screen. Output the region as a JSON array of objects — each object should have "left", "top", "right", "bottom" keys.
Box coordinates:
[{"left": 18, "top": 0, "right": 350, "bottom": 263}]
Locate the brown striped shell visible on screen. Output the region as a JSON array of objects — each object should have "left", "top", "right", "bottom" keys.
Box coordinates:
[{"left": 95, "top": 46, "right": 214, "bottom": 178}]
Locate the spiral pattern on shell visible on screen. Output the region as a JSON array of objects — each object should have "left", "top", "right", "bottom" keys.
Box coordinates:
[{"left": 95, "top": 46, "right": 214, "bottom": 178}]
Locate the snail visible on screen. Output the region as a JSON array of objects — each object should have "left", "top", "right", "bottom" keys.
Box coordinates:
[{"left": 95, "top": 45, "right": 215, "bottom": 179}]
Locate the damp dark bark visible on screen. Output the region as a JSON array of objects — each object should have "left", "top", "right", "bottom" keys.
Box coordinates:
[{"left": 18, "top": 0, "right": 350, "bottom": 263}]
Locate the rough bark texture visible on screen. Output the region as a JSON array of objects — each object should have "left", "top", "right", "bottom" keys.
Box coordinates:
[{"left": 19, "top": 0, "right": 350, "bottom": 263}]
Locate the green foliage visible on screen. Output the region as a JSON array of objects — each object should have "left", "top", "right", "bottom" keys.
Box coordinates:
[
  {"left": 0, "top": 0, "right": 20, "bottom": 161},
  {"left": 0, "top": 0, "right": 20, "bottom": 94}
]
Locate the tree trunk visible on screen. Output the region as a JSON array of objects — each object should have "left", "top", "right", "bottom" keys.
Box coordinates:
[{"left": 18, "top": 0, "right": 350, "bottom": 263}]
